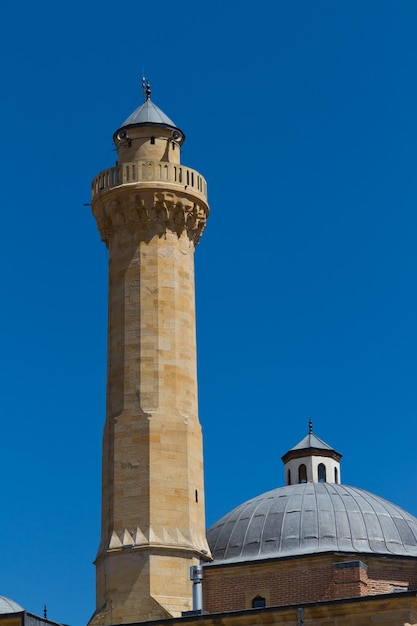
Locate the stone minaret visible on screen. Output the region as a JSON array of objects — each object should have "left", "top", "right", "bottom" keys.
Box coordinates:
[{"left": 89, "top": 82, "right": 210, "bottom": 625}]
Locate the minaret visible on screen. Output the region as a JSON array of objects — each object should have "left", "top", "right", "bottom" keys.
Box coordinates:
[{"left": 89, "top": 81, "right": 211, "bottom": 625}]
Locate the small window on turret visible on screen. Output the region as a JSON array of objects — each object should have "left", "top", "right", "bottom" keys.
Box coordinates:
[
  {"left": 150, "top": 136, "right": 155, "bottom": 145},
  {"left": 318, "top": 463, "right": 326, "bottom": 483},
  {"left": 299, "top": 464, "right": 307, "bottom": 483},
  {"left": 334, "top": 467, "right": 339, "bottom": 484},
  {"left": 287, "top": 469, "right": 291, "bottom": 485},
  {"left": 172, "top": 142, "right": 176, "bottom": 150}
]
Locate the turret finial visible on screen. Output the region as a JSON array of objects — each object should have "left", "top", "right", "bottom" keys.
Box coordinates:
[
  {"left": 142, "top": 76, "right": 151, "bottom": 102},
  {"left": 309, "top": 418, "right": 313, "bottom": 434}
]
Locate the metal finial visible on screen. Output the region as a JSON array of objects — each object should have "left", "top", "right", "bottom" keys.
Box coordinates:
[
  {"left": 141, "top": 76, "right": 151, "bottom": 102},
  {"left": 309, "top": 418, "right": 313, "bottom": 434},
  {"left": 44, "top": 605, "right": 47, "bottom": 619}
]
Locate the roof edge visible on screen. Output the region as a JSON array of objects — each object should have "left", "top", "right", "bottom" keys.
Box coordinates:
[{"left": 281, "top": 447, "right": 342, "bottom": 463}]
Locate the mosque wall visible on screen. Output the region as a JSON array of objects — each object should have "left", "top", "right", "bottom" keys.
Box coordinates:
[
  {"left": 0, "top": 617, "right": 21, "bottom": 626},
  {"left": 0, "top": 613, "right": 63, "bottom": 626},
  {"left": 366, "top": 556, "right": 417, "bottom": 594},
  {"left": 203, "top": 553, "right": 417, "bottom": 613},
  {"left": 88, "top": 593, "right": 417, "bottom": 626}
]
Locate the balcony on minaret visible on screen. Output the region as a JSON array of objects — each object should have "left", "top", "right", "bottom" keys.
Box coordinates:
[{"left": 92, "top": 160, "right": 207, "bottom": 202}]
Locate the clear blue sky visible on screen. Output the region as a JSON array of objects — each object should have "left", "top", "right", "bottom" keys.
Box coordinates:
[{"left": 1, "top": 1, "right": 416, "bottom": 625}]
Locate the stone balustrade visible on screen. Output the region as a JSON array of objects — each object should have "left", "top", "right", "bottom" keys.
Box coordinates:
[{"left": 92, "top": 160, "right": 207, "bottom": 201}]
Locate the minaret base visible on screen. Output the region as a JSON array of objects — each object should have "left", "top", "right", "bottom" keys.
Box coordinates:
[{"left": 89, "top": 547, "right": 204, "bottom": 625}]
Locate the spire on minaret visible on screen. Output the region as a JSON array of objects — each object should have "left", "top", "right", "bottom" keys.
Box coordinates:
[
  {"left": 309, "top": 417, "right": 313, "bottom": 433},
  {"left": 141, "top": 75, "right": 151, "bottom": 101}
]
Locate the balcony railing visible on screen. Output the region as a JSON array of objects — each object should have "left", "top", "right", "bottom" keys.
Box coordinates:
[{"left": 92, "top": 160, "right": 207, "bottom": 201}]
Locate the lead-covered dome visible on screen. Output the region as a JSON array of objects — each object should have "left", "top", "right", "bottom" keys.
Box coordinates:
[
  {"left": 120, "top": 98, "right": 177, "bottom": 129},
  {"left": 0, "top": 596, "right": 24, "bottom": 613},
  {"left": 207, "top": 482, "right": 417, "bottom": 564}
]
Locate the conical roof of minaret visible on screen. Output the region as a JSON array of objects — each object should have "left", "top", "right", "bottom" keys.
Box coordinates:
[
  {"left": 114, "top": 80, "right": 183, "bottom": 140},
  {"left": 121, "top": 98, "right": 177, "bottom": 128}
]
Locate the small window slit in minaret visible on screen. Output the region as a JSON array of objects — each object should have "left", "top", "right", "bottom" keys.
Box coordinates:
[{"left": 195, "top": 489, "right": 198, "bottom": 503}]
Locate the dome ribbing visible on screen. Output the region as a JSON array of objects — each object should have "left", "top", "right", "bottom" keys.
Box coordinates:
[{"left": 207, "top": 483, "right": 417, "bottom": 564}]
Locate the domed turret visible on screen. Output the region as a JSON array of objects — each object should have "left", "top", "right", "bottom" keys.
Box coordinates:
[{"left": 281, "top": 419, "right": 342, "bottom": 485}]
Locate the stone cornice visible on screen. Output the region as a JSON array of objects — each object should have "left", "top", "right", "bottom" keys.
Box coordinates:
[
  {"left": 92, "top": 189, "right": 209, "bottom": 246},
  {"left": 95, "top": 525, "right": 211, "bottom": 563}
]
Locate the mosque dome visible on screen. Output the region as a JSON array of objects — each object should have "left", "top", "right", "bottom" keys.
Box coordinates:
[
  {"left": 0, "top": 596, "right": 24, "bottom": 613},
  {"left": 207, "top": 482, "right": 417, "bottom": 564},
  {"left": 207, "top": 424, "right": 417, "bottom": 565}
]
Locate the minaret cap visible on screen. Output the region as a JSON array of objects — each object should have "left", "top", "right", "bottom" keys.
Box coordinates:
[{"left": 113, "top": 79, "right": 185, "bottom": 145}]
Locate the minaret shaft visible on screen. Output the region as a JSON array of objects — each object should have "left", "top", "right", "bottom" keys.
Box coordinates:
[{"left": 101, "top": 228, "right": 203, "bottom": 537}]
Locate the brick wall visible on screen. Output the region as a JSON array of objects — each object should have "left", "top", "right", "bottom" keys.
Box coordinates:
[{"left": 203, "top": 554, "right": 417, "bottom": 613}]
